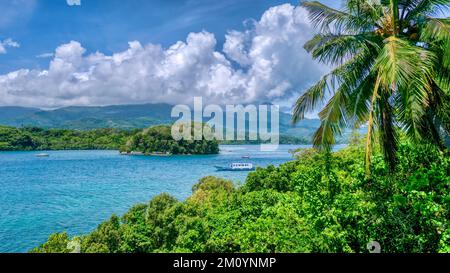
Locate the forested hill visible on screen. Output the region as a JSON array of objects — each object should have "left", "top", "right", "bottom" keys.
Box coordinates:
[
  {"left": 121, "top": 125, "right": 220, "bottom": 155},
  {"left": 0, "top": 125, "right": 309, "bottom": 151},
  {"left": 0, "top": 125, "right": 220, "bottom": 154},
  {"left": 0, "top": 104, "right": 322, "bottom": 139},
  {"left": 0, "top": 104, "right": 175, "bottom": 130},
  {"left": 0, "top": 126, "right": 135, "bottom": 151}
]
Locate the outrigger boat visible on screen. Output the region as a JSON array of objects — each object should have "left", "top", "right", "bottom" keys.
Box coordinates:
[{"left": 215, "top": 163, "right": 255, "bottom": 171}]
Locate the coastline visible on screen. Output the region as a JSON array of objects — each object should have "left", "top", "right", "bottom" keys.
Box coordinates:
[{"left": 0, "top": 145, "right": 298, "bottom": 253}]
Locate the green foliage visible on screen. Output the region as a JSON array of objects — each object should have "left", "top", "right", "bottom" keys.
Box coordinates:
[
  {"left": 0, "top": 125, "right": 219, "bottom": 155},
  {"left": 81, "top": 215, "right": 122, "bottom": 253},
  {"left": 244, "top": 163, "right": 297, "bottom": 192},
  {"left": 122, "top": 125, "right": 219, "bottom": 155},
  {"left": 0, "top": 105, "right": 324, "bottom": 141},
  {"left": 33, "top": 141, "right": 449, "bottom": 253},
  {"left": 30, "top": 232, "right": 71, "bottom": 253},
  {"left": 294, "top": 0, "right": 450, "bottom": 172},
  {"left": 0, "top": 126, "right": 135, "bottom": 151}
]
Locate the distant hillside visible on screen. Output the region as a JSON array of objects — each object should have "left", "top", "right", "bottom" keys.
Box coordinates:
[
  {"left": 0, "top": 104, "right": 322, "bottom": 140},
  {"left": 0, "top": 106, "right": 40, "bottom": 121},
  {"left": 0, "top": 104, "right": 174, "bottom": 130}
]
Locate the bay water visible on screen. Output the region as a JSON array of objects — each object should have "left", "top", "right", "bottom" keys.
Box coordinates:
[{"left": 0, "top": 145, "right": 313, "bottom": 253}]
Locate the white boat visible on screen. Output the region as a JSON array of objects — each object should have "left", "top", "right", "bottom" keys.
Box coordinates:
[
  {"left": 215, "top": 163, "right": 255, "bottom": 171},
  {"left": 35, "top": 153, "right": 50, "bottom": 157}
]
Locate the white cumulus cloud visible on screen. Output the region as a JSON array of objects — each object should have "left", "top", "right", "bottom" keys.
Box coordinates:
[
  {"left": 0, "top": 38, "right": 20, "bottom": 54},
  {"left": 66, "top": 0, "right": 81, "bottom": 6},
  {"left": 0, "top": 4, "right": 326, "bottom": 108}
]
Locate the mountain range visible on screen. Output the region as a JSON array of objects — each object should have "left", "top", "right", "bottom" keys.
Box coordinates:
[{"left": 0, "top": 104, "right": 321, "bottom": 139}]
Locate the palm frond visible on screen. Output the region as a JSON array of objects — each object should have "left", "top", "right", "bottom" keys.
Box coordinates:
[
  {"left": 301, "top": 1, "right": 377, "bottom": 33},
  {"left": 375, "top": 36, "right": 437, "bottom": 145},
  {"left": 295, "top": 0, "right": 449, "bottom": 173},
  {"left": 421, "top": 17, "right": 450, "bottom": 43},
  {"left": 421, "top": 109, "right": 446, "bottom": 148},
  {"left": 347, "top": 0, "right": 383, "bottom": 14},
  {"left": 332, "top": 55, "right": 378, "bottom": 127},
  {"left": 427, "top": 85, "right": 450, "bottom": 137},
  {"left": 404, "top": 0, "right": 450, "bottom": 20},
  {"left": 421, "top": 17, "right": 450, "bottom": 69},
  {"left": 375, "top": 36, "right": 436, "bottom": 91},
  {"left": 313, "top": 88, "right": 349, "bottom": 150},
  {"left": 346, "top": 0, "right": 384, "bottom": 27},
  {"left": 304, "top": 34, "right": 331, "bottom": 53},
  {"left": 292, "top": 76, "right": 329, "bottom": 124},
  {"left": 329, "top": 40, "right": 380, "bottom": 86},
  {"left": 390, "top": 0, "right": 400, "bottom": 35},
  {"left": 294, "top": 39, "right": 379, "bottom": 125},
  {"left": 377, "top": 91, "right": 399, "bottom": 172},
  {"left": 365, "top": 75, "right": 381, "bottom": 175},
  {"left": 346, "top": 74, "right": 377, "bottom": 126},
  {"left": 301, "top": 1, "right": 351, "bottom": 31},
  {"left": 309, "top": 33, "right": 381, "bottom": 65},
  {"left": 395, "top": 83, "right": 428, "bottom": 141}
]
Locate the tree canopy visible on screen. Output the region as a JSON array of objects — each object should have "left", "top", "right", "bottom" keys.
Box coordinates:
[
  {"left": 121, "top": 125, "right": 219, "bottom": 155},
  {"left": 0, "top": 125, "right": 219, "bottom": 155},
  {"left": 293, "top": 0, "right": 449, "bottom": 173},
  {"left": 0, "top": 126, "right": 134, "bottom": 151},
  {"left": 32, "top": 139, "right": 450, "bottom": 253}
]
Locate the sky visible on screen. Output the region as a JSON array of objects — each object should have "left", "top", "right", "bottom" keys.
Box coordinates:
[{"left": 0, "top": 0, "right": 340, "bottom": 109}]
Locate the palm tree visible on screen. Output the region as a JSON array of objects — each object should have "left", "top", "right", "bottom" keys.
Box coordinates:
[{"left": 293, "top": 0, "right": 449, "bottom": 173}]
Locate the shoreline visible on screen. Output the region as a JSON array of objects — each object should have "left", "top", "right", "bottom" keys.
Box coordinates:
[
  {"left": 0, "top": 143, "right": 322, "bottom": 153},
  {"left": 0, "top": 145, "right": 298, "bottom": 253}
]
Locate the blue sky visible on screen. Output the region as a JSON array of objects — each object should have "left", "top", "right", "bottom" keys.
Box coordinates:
[
  {"left": 0, "top": 0, "right": 337, "bottom": 73},
  {"left": 0, "top": 1, "right": 337, "bottom": 108}
]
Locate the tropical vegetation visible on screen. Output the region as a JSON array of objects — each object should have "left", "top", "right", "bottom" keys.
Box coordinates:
[
  {"left": 17, "top": 0, "right": 450, "bottom": 254},
  {"left": 120, "top": 125, "right": 219, "bottom": 155},
  {"left": 31, "top": 138, "right": 449, "bottom": 253},
  {"left": 0, "top": 125, "right": 219, "bottom": 155},
  {"left": 0, "top": 126, "right": 135, "bottom": 151},
  {"left": 293, "top": 0, "right": 449, "bottom": 173}
]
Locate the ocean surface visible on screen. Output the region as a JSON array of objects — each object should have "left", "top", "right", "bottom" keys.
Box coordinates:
[{"left": 0, "top": 144, "right": 318, "bottom": 253}]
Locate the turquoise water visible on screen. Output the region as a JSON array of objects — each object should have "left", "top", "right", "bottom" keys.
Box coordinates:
[{"left": 0, "top": 145, "right": 310, "bottom": 253}]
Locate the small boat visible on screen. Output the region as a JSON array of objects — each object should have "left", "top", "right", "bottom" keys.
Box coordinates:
[
  {"left": 35, "top": 153, "right": 50, "bottom": 157},
  {"left": 148, "top": 152, "right": 172, "bottom": 156},
  {"left": 215, "top": 163, "right": 255, "bottom": 171},
  {"left": 129, "top": 151, "right": 144, "bottom": 155},
  {"left": 241, "top": 155, "right": 250, "bottom": 159}
]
